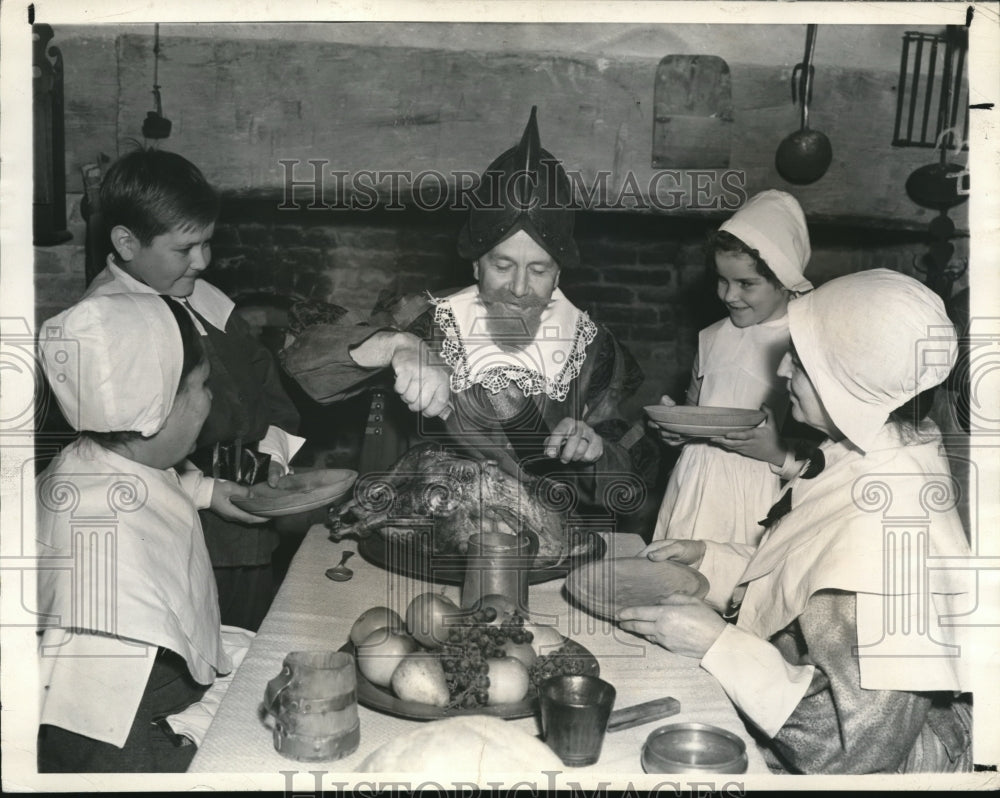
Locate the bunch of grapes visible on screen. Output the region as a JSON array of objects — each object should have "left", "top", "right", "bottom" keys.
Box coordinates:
[
  {"left": 528, "top": 650, "right": 585, "bottom": 688},
  {"left": 498, "top": 612, "right": 532, "bottom": 645},
  {"left": 438, "top": 607, "right": 534, "bottom": 709}
]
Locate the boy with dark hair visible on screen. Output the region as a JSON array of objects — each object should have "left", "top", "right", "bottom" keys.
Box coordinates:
[{"left": 86, "top": 148, "right": 304, "bottom": 631}]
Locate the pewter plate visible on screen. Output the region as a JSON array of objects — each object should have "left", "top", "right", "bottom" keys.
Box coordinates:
[
  {"left": 644, "top": 405, "right": 766, "bottom": 437},
  {"left": 231, "top": 469, "right": 357, "bottom": 517},
  {"left": 565, "top": 557, "right": 710, "bottom": 620},
  {"left": 356, "top": 528, "right": 607, "bottom": 586}
]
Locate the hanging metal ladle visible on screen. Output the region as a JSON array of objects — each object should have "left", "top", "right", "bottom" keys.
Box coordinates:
[{"left": 775, "top": 24, "right": 833, "bottom": 184}]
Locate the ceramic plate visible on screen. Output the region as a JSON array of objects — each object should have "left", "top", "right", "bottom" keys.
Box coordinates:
[
  {"left": 565, "top": 557, "right": 710, "bottom": 620},
  {"left": 356, "top": 528, "right": 607, "bottom": 586},
  {"left": 231, "top": 468, "right": 358, "bottom": 517},
  {"left": 644, "top": 405, "right": 765, "bottom": 437},
  {"left": 341, "top": 638, "right": 599, "bottom": 721}
]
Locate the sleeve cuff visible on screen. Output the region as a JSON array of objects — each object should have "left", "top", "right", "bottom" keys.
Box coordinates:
[
  {"left": 258, "top": 426, "right": 307, "bottom": 474},
  {"left": 698, "top": 542, "right": 755, "bottom": 612},
  {"left": 701, "top": 623, "right": 815, "bottom": 737},
  {"left": 176, "top": 461, "right": 215, "bottom": 509}
]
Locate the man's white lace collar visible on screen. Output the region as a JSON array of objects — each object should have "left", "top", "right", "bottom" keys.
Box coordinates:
[{"left": 430, "top": 285, "right": 597, "bottom": 401}]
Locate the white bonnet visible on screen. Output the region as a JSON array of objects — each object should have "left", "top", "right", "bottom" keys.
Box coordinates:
[
  {"left": 719, "top": 190, "right": 813, "bottom": 293},
  {"left": 38, "top": 293, "right": 186, "bottom": 436},
  {"left": 787, "top": 269, "right": 957, "bottom": 451}
]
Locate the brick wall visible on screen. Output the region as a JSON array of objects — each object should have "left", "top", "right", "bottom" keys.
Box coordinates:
[
  {"left": 34, "top": 196, "right": 965, "bottom": 421},
  {"left": 205, "top": 201, "right": 955, "bottom": 416}
]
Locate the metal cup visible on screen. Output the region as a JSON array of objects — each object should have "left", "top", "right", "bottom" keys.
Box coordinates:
[
  {"left": 460, "top": 528, "right": 535, "bottom": 613},
  {"left": 539, "top": 674, "right": 617, "bottom": 766}
]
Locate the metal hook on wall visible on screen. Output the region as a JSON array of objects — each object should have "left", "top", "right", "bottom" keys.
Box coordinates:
[{"left": 142, "top": 23, "right": 172, "bottom": 140}]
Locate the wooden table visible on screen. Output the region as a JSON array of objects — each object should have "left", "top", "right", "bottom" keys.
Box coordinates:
[{"left": 189, "top": 524, "right": 767, "bottom": 784}]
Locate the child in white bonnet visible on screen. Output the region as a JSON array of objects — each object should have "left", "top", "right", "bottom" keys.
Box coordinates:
[
  {"left": 624, "top": 270, "right": 972, "bottom": 773},
  {"left": 650, "top": 190, "right": 813, "bottom": 546},
  {"left": 35, "top": 293, "right": 234, "bottom": 772}
]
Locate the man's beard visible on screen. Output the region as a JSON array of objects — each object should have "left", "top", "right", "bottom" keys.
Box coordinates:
[{"left": 479, "top": 290, "right": 548, "bottom": 351}]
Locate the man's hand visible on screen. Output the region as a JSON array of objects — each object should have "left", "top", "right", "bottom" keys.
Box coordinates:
[
  {"left": 617, "top": 594, "right": 726, "bottom": 659},
  {"left": 708, "top": 403, "right": 786, "bottom": 465},
  {"left": 210, "top": 480, "right": 269, "bottom": 524},
  {"left": 543, "top": 418, "right": 604, "bottom": 463},
  {"left": 389, "top": 333, "right": 452, "bottom": 419},
  {"left": 637, "top": 538, "right": 707, "bottom": 567}
]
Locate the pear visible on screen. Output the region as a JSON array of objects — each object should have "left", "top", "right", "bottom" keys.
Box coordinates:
[
  {"left": 405, "top": 592, "right": 464, "bottom": 649},
  {"left": 523, "top": 621, "right": 565, "bottom": 656},
  {"left": 356, "top": 627, "right": 418, "bottom": 687},
  {"left": 391, "top": 653, "right": 450, "bottom": 707}
]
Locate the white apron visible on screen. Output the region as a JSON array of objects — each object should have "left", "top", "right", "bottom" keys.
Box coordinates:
[
  {"left": 699, "top": 424, "right": 974, "bottom": 737},
  {"left": 652, "top": 315, "right": 791, "bottom": 544},
  {"left": 37, "top": 439, "right": 231, "bottom": 746}
]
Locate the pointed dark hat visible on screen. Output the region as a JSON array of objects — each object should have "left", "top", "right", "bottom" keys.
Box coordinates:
[{"left": 457, "top": 107, "right": 579, "bottom": 268}]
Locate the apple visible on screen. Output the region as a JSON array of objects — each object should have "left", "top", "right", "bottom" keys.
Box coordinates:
[
  {"left": 502, "top": 640, "right": 537, "bottom": 669},
  {"left": 391, "top": 653, "right": 450, "bottom": 707},
  {"left": 405, "top": 592, "right": 464, "bottom": 649},
  {"left": 484, "top": 657, "right": 530, "bottom": 705},
  {"left": 523, "top": 622, "right": 565, "bottom": 656},
  {"left": 356, "top": 627, "right": 418, "bottom": 687},
  {"left": 350, "top": 606, "right": 404, "bottom": 646}
]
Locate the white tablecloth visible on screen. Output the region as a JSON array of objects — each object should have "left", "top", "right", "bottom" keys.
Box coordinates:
[{"left": 189, "top": 525, "right": 768, "bottom": 781}]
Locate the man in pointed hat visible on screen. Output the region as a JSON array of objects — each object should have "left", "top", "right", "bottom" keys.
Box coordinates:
[{"left": 281, "top": 108, "right": 656, "bottom": 510}]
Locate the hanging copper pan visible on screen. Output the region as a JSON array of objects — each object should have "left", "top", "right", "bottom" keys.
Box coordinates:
[{"left": 905, "top": 129, "right": 969, "bottom": 210}]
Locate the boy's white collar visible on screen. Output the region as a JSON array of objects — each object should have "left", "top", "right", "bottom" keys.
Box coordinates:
[{"left": 100, "top": 255, "right": 234, "bottom": 331}]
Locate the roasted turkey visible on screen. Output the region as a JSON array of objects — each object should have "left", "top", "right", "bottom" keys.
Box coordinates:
[{"left": 331, "top": 443, "right": 573, "bottom": 566}]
